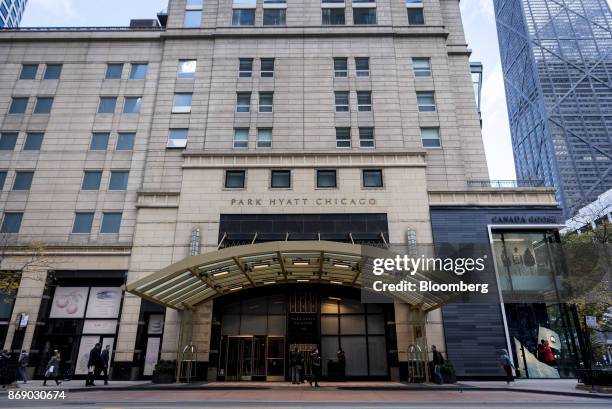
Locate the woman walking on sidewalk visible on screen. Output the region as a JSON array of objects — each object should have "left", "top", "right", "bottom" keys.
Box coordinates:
[
  {"left": 43, "top": 350, "right": 62, "bottom": 386},
  {"left": 499, "top": 349, "right": 515, "bottom": 385}
]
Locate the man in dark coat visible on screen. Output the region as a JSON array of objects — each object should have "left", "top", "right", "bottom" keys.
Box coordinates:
[
  {"left": 86, "top": 343, "right": 103, "bottom": 386},
  {"left": 100, "top": 345, "right": 111, "bottom": 385}
]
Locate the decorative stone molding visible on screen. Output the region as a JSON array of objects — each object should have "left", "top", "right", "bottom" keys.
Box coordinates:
[
  {"left": 137, "top": 191, "right": 181, "bottom": 208},
  {"left": 428, "top": 188, "right": 559, "bottom": 207}
]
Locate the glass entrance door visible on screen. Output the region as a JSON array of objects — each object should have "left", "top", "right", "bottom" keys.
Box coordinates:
[
  {"left": 225, "top": 336, "right": 254, "bottom": 381},
  {"left": 222, "top": 336, "right": 285, "bottom": 381}
]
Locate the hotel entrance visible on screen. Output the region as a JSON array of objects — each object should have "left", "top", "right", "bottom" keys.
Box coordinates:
[{"left": 220, "top": 335, "right": 285, "bottom": 381}]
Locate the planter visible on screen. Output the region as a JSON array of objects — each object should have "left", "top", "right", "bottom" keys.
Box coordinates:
[{"left": 151, "top": 372, "right": 175, "bottom": 384}]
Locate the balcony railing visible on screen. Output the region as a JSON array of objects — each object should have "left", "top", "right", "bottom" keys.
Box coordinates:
[{"left": 467, "top": 180, "right": 547, "bottom": 188}]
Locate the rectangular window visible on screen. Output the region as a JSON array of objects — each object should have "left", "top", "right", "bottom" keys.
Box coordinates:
[
  {"left": 82, "top": 171, "right": 102, "bottom": 190},
  {"left": 264, "top": 9, "right": 286, "bottom": 25},
  {"left": 416, "top": 91, "right": 436, "bottom": 112},
  {"left": 23, "top": 132, "right": 43, "bottom": 151},
  {"left": 336, "top": 127, "right": 351, "bottom": 148},
  {"left": 317, "top": 170, "right": 337, "bottom": 188},
  {"left": 116, "top": 132, "right": 135, "bottom": 151},
  {"left": 168, "top": 129, "right": 188, "bottom": 149},
  {"left": 412, "top": 57, "right": 431, "bottom": 77},
  {"left": 72, "top": 212, "right": 94, "bottom": 234},
  {"left": 19, "top": 64, "right": 38, "bottom": 80},
  {"left": 257, "top": 128, "right": 272, "bottom": 148},
  {"left": 100, "top": 212, "right": 122, "bottom": 234},
  {"left": 43, "top": 64, "right": 62, "bottom": 80},
  {"left": 334, "top": 57, "right": 348, "bottom": 77},
  {"left": 233, "top": 128, "right": 249, "bottom": 149},
  {"left": 9, "top": 97, "right": 28, "bottom": 114},
  {"left": 0, "top": 133, "right": 18, "bottom": 150},
  {"left": 271, "top": 170, "right": 291, "bottom": 189},
  {"left": 421, "top": 127, "right": 441, "bottom": 148},
  {"left": 173, "top": 93, "right": 193, "bottom": 113},
  {"left": 90, "top": 133, "right": 109, "bottom": 151},
  {"left": 261, "top": 58, "right": 275, "bottom": 78},
  {"left": 357, "top": 91, "right": 372, "bottom": 112},
  {"left": 184, "top": 10, "right": 202, "bottom": 27},
  {"left": 97, "top": 97, "right": 117, "bottom": 114},
  {"left": 186, "top": 0, "right": 204, "bottom": 7},
  {"left": 335, "top": 91, "right": 349, "bottom": 112},
  {"left": 355, "top": 57, "right": 369, "bottom": 77},
  {"left": 178, "top": 60, "right": 197, "bottom": 79},
  {"left": 353, "top": 7, "right": 376, "bottom": 24},
  {"left": 105, "top": 63, "right": 123, "bottom": 80},
  {"left": 12, "top": 171, "right": 33, "bottom": 191},
  {"left": 0, "top": 171, "right": 6, "bottom": 190},
  {"left": 322, "top": 8, "right": 345, "bottom": 25},
  {"left": 406, "top": 0, "right": 424, "bottom": 25},
  {"left": 123, "top": 97, "right": 142, "bottom": 114},
  {"left": 109, "top": 171, "right": 129, "bottom": 190},
  {"left": 129, "top": 63, "right": 148, "bottom": 80},
  {"left": 239, "top": 58, "right": 253, "bottom": 77},
  {"left": 359, "top": 127, "right": 375, "bottom": 147},
  {"left": 363, "top": 169, "right": 383, "bottom": 188},
  {"left": 236, "top": 92, "right": 251, "bottom": 113},
  {"left": 232, "top": 9, "right": 255, "bottom": 26},
  {"left": 1, "top": 212, "right": 23, "bottom": 233},
  {"left": 33, "top": 97, "right": 53, "bottom": 114},
  {"left": 225, "top": 170, "right": 246, "bottom": 188},
  {"left": 259, "top": 92, "right": 273, "bottom": 113}
]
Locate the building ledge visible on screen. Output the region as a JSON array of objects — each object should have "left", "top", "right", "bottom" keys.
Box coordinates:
[{"left": 428, "top": 188, "right": 559, "bottom": 207}]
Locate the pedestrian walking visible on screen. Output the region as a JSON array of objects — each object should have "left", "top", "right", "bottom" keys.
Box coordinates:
[
  {"left": 0, "top": 349, "right": 13, "bottom": 388},
  {"left": 43, "top": 350, "right": 61, "bottom": 386},
  {"left": 86, "top": 343, "right": 103, "bottom": 386},
  {"left": 100, "top": 345, "right": 111, "bottom": 385},
  {"left": 499, "top": 349, "right": 515, "bottom": 385},
  {"left": 17, "top": 350, "right": 29, "bottom": 384},
  {"left": 289, "top": 347, "right": 303, "bottom": 384},
  {"left": 309, "top": 348, "right": 321, "bottom": 388},
  {"left": 431, "top": 345, "right": 445, "bottom": 384},
  {"left": 336, "top": 348, "right": 346, "bottom": 378}
]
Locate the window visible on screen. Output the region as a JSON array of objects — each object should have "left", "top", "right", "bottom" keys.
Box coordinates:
[
  {"left": 0, "top": 133, "right": 18, "bottom": 150},
  {"left": 271, "top": 170, "right": 291, "bottom": 189},
  {"left": 105, "top": 63, "right": 123, "bottom": 80},
  {"left": 261, "top": 58, "right": 275, "bottom": 78},
  {"left": 355, "top": 57, "right": 369, "bottom": 77},
  {"left": 116, "top": 132, "right": 135, "bottom": 151},
  {"left": 72, "top": 212, "right": 94, "bottom": 234},
  {"left": 336, "top": 127, "right": 351, "bottom": 148},
  {"left": 225, "top": 170, "right": 246, "bottom": 188},
  {"left": 264, "top": 9, "right": 286, "bottom": 25},
  {"left": 186, "top": 0, "right": 203, "bottom": 7},
  {"left": 359, "top": 127, "right": 375, "bottom": 147},
  {"left": 98, "top": 97, "right": 117, "bottom": 114},
  {"left": 23, "top": 132, "right": 43, "bottom": 151},
  {"left": 257, "top": 128, "right": 272, "bottom": 148},
  {"left": 412, "top": 58, "right": 431, "bottom": 77},
  {"left": 233, "top": 128, "right": 249, "bottom": 148},
  {"left": 33, "top": 97, "right": 53, "bottom": 114},
  {"left": 44, "top": 64, "right": 62, "bottom": 80},
  {"left": 173, "top": 93, "right": 193, "bottom": 113},
  {"left": 357, "top": 91, "right": 372, "bottom": 112},
  {"left": 363, "top": 169, "right": 383, "bottom": 188},
  {"left": 322, "top": 8, "right": 345, "bottom": 25},
  {"left": 178, "top": 60, "right": 197, "bottom": 79},
  {"left": 406, "top": 0, "right": 424, "bottom": 25},
  {"left": 9, "top": 97, "right": 28, "bottom": 114},
  {"left": 421, "top": 127, "right": 441, "bottom": 148},
  {"left": 100, "top": 212, "right": 122, "bottom": 234},
  {"left": 1, "top": 213, "right": 23, "bottom": 233},
  {"left": 19, "top": 64, "right": 38, "bottom": 80},
  {"left": 259, "top": 92, "right": 273, "bottom": 113},
  {"left": 184, "top": 10, "right": 202, "bottom": 27},
  {"left": 232, "top": 9, "right": 255, "bottom": 26},
  {"left": 334, "top": 57, "right": 348, "bottom": 77},
  {"left": 239, "top": 58, "right": 253, "bottom": 77},
  {"left": 416, "top": 91, "right": 436, "bottom": 112},
  {"left": 129, "top": 63, "right": 148, "bottom": 80},
  {"left": 123, "top": 97, "right": 142, "bottom": 114},
  {"left": 335, "top": 91, "right": 349, "bottom": 112},
  {"left": 12, "top": 171, "right": 33, "bottom": 191},
  {"left": 0, "top": 171, "right": 6, "bottom": 190},
  {"left": 168, "top": 129, "right": 188, "bottom": 148},
  {"left": 317, "top": 170, "right": 337, "bottom": 188},
  {"left": 109, "top": 171, "right": 129, "bottom": 190},
  {"left": 82, "top": 171, "right": 102, "bottom": 190},
  {"left": 353, "top": 8, "right": 376, "bottom": 25},
  {"left": 236, "top": 92, "right": 251, "bottom": 113},
  {"left": 90, "top": 133, "right": 109, "bottom": 150}
]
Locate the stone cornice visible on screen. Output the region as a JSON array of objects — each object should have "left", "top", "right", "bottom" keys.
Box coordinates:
[{"left": 428, "top": 188, "right": 559, "bottom": 207}]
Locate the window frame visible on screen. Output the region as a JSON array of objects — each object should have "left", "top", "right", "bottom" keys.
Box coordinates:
[
  {"left": 129, "top": 63, "right": 148, "bottom": 80},
  {"left": 335, "top": 91, "right": 350, "bottom": 112},
  {"left": 108, "top": 170, "right": 130, "bottom": 191},
  {"left": 184, "top": 9, "right": 203, "bottom": 27},
  {"left": 81, "top": 170, "right": 103, "bottom": 191},
  {"left": 23, "top": 132, "right": 44, "bottom": 151},
  {"left": 362, "top": 169, "right": 383, "bottom": 188},
  {"left": 261, "top": 58, "right": 275, "bottom": 78},
  {"left": 336, "top": 127, "right": 351, "bottom": 148},
  {"left": 270, "top": 169, "right": 291, "bottom": 189},
  {"left": 357, "top": 91, "right": 372, "bottom": 112},
  {"left": 90, "top": 133, "right": 110, "bottom": 151},
  {"left": 355, "top": 57, "right": 370, "bottom": 77},
  {"left": 0, "top": 133, "right": 18, "bottom": 151},
  {"left": 43, "top": 64, "right": 63, "bottom": 80},
  {"left": 9, "top": 97, "right": 28, "bottom": 114},
  {"left": 412, "top": 57, "right": 432, "bottom": 77},
  {"left": 33, "top": 97, "right": 53, "bottom": 114},
  {"left": 12, "top": 171, "right": 34, "bottom": 191},
  {"left": 167, "top": 129, "right": 189, "bottom": 149},
  {"left": 72, "top": 212, "right": 95, "bottom": 234},
  {"left": 263, "top": 8, "right": 286, "bottom": 26},
  {"left": 105, "top": 63, "right": 124, "bottom": 80},
  {"left": 0, "top": 212, "right": 23, "bottom": 234},
  {"left": 97, "top": 97, "right": 117, "bottom": 114},
  {"left": 239, "top": 58, "right": 254, "bottom": 77},
  {"left": 232, "top": 8, "right": 256, "bottom": 26},
  {"left": 256, "top": 128, "right": 273, "bottom": 149},
  {"left": 421, "top": 127, "right": 441, "bottom": 148},
  {"left": 233, "top": 128, "right": 249, "bottom": 149},
  {"left": 359, "top": 127, "right": 375, "bottom": 148},
  {"left": 116, "top": 132, "right": 136, "bottom": 151},
  {"left": 123, "top": 96, "right": 142, "bottom": 114},
  {"left": 334, "top": 57, "right": 348, "bottom": 78},
  {"left": 19, "top": 64, "right": 38, "bottom": 80},
  {"left": 353, "top": 7, "right": 377, "bottom": 25},
  {"left": 259, "top": 92, "right": 274, "bottom": 113},
  {"left": 172, "top": 93, "right": 193, "bottom": 113},
  {"left": 316, "top": 169, "right": 338, "bottom": 189},
  {"left": 322, "top": 7, "right": 346, "bottom": 25},
  {"left": 178, "top": 59, "right": 197, "bottom": 79},
  {"left": 416, "top": 91, "right": 436, "bottom": 112},
  {"left": 100, "top": 212, "right": 122, "bottom": 234},
  {"left": 224, "top": 170, "right": 246, "bottom": 189},
  {"left": 236, "top": 92, "right": 251, "bottom": 113}
]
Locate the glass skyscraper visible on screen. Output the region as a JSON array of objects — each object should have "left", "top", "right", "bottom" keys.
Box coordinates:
[
  {"left": 0, "top": 0, "right": 26, "bottom": 28},
  {"left": 493, "top": 0, "right": 612, "bottom": 217}
]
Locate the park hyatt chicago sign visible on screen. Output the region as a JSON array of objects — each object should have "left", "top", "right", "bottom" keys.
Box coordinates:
[{"left": 230, "top": 197, "right": 378, "bottom": 207}]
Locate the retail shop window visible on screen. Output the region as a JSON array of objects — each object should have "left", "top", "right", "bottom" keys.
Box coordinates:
[
  {"left": 335, "top": 91, "right": 349, "bottom": 112},
  {"left": 239, "top": 58, "right": 253, "bottom": 77},
  {"left": 416, "top": 91, "right": 436, "bottom": 112},
  {"left": 23, "top": 132, "right": 43, "bottom": 151},
  {"left": 421, "top": 127, "right": 440, "bottom": 148},
  {"left": 167, "top": 129, "right": 188, "bottom": 149},
  {"left": 362, "top": 169, "right": 383, "bottom": 188},
  {"left": 33, "top": 97, "right": 53, "bottom": 114},
  {"left": 317, "top": 169, "right": 337, "bottom": 188},
  {"left": 178, "top": 59, "right": 197, "bottom": 79},
  {"left": 261, "top": 58, "right": 275, "bottom": 78},
  {"left": 108, "top": 171, "right": 129, "bottom": 191},
  {"left": 236, "top": 92, "right": 251, "bottom": 113},
  {"left": 0, "top": 212, "right": 22, "bottom": 233},
  {"left": 82, "top": 171, "right": 102, "bottom": 191},
  {"left": 116, "top": 133, "right": 135, "bottom": 151},
  {"left": 184, "top": 10, "right": 202, "bottom": 27},
  {"left": 412, "top": 57, "right": 431, "bottom": 77},
  {"left": 359, "top": 127, "right": 375, "bottom": 148},
  {"left": 100, "top": 212, "right": 122, "bottom": 234},
  {"left": 72, "top": 212, "right": 94, "bottom": 234},
  {"left": 12, "top": 171, "right": 33, "bottom": 191},
  {"left": 357, "top": 91, "right": 372, "bottom": 112},
  {"left": 105, "top": 63, "right": 123, "bottom": 80},
  {"left": 123, "top": 97, "right": 142, "bottom": 114},
  {"left": 259, "top": 92, "right": 273, "bottom": 112},
  {"left": 234, "top": 128, "right": 249, "bottom": 149},
  {"left": 355, "top": 57, "right": 369, "bottom": 77},
  {"left": 97, "top": 97, "right": 117, "bottom": 114},
  {"left": 19, "top": 64, "right": 38, "bottom": 80},
  {"left": 129, "top": 63, "right": 148, "bottom": 80},
  {"left": 90, "top": 133, "right": 109, "bottom": 151},
  {"left": 173, "top": 93, "right": 193, "bottom": 113},
  {"left": 336, "top": 127, "right": 351, "bottom": 148},
  {"left": 271, "top": 170, "right": 291, "bottom": 189},
  {"left": 43, "top": 64, "right": 62, "bottom": 80},
  {"left": 0, "top": 133, "right": 18, "bottom": 150},
  {"left": 225, "top": 170, "right": 246, "bottom": 189}
]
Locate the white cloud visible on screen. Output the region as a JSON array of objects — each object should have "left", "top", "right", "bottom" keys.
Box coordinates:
[{"left": 22, "top": 0, "right": 85, "bottom": 27}]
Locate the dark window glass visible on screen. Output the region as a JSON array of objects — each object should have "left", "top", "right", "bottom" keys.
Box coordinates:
[
  {"left": 98, "top": 97, "right": 117, "bottom": 114},
  {"left": 317, "top": 170, "right": 337, "bottom": 188},
  {"left": 416, "top": 91, "right": 436, "bottom": 112},
  {"left": 322, "top": 8, "right": 345, "bottom": 25},
  {"left": 0, "top": 133, "right": 18, "bottom": 150},
  {"left": 263, "top": 9, "right": 286, "bottom": 26},
  {"left": 353, "top": 8, "right": 376, "bottom": 24},
  {"left": 72, "top": 213, "right": 94, "bottom": 234},
  {"left": 123, "top": 97, "right": 142, "bottom": 113},
  {"left": 359, "top": 127, "right": 375, "bottom": 147},
  {"left": 109, "top": 171, "right": 129, "bottom": 190},
  {"left": 44, "top": 64, "right": 62, "bottom": 80},
  {"left": 236, "top": 92, "right": 251, "bottom": 113},
  {"left": 239, "top": 58, "right": 253, "bottom": 77},
  {"left": 261, "top": 58, "right": 275, "bottom": 78},
  {"left": 408, "top": 8, "right": 424, "bottom": 25},
  {"left": 355, "top": 57, "right": 370, "bottom": 77},
  {"left": 357, "top": 91, "right": 372, "bottom": 111},
  {"left": 116, "top": 133, "right": 135, "bottom": 150},
  {"left": 82, "top": 171, "right": 102, "bottom": 190},
  {"left": 23, "top": 133, "right": 44, "bottom": 151},
  {"left": 129, "top": 63, "right": 148, "bottom": 80},
  {"left": 0, "top": 172, "right": 6, "bottom": 190},
  {"left": 334, "top": 57, "right": 348, "bottom": 77},
  {"left": 1, "top": 212, "right": 23, "bottom": 233},
  {"left": 20, "top": 64, "right": 38, "bottom": 80},
  {"left": 9, "top": 97, "right": 28, "bottom": 114},
  {"left": 184, "top": 10, "right": 202, "bottom": 27},
  {"left": 336, "top": 127, "right": 351, "bottom": 148},
  {"left": 225, "top": 170, "right": 246, "bottom": 188},
  {"left": 90, "top": 133, "right": 109, "bottom": 150},
  {"left": 33, "top": 97, "right": 53, "bottom": 114},
  {"left": 271, "top": 170, "right": 291, "bottom": 188},
  {"left": 259, "top": 92, "right": 273, "bottom": 113},
  {"left": 363, "top": 169, "right": 383, "bottom": 188},
  {"left": 100, "top": 212, "right": 122, "bottom": 234},
  {"left": 232, "top": 9, "right": 255, "bottom": 26},
  {"left": 12, "top": 171, "right": 33, "bottom": 191},
  {"left": 335, "top": 91, "right": 349, "bottom": 112},
  {"left": 105, "top": 63, "right": 123, "bottom": 79}
]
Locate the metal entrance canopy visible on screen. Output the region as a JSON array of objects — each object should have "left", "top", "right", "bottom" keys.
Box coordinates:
[{"left": 126, "top": 241, "right": 454, "bottom": 311}]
